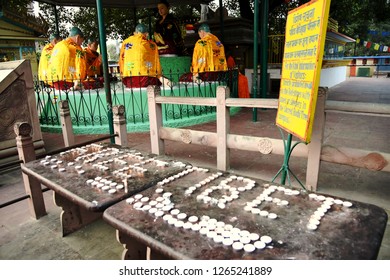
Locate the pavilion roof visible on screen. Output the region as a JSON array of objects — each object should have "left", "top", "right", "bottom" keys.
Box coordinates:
[{"left": 36, "top": 0, "right": 212, "bottom": 9}]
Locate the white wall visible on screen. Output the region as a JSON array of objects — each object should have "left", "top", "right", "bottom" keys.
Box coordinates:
[{"left": 320, "top": 66, "right": 348, "bottom": 88}]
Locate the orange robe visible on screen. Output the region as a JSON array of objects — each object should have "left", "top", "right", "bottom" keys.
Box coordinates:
[
  {"left": 48, "top": 38, "right": 87, "bottom": 82},
  {"left": 226, "top": 55, "right": 250, "bottom": 98},
  {"left": 84, "top": 47, "right": 102, "bottom": 78},
  {"left": 191, "top": 33, "right": 227, "bottom": 74},
  {"left": 38, "top": 43, "right": 55, "bottom": 81},
  {"left": 119, "top": 33, "right": 161, "bottom": 77}
]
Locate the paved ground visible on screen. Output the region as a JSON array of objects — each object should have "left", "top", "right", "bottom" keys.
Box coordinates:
[{"left": 0, "top": 76, "right": 389, "bottom": 260}]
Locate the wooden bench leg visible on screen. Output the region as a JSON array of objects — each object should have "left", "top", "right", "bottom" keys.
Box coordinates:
[
  {"left": 116, "top": 230, "right": 148, "bottom": 260},
  {"left": 53, "top": 192, "right": 102, "bottom": 236}
]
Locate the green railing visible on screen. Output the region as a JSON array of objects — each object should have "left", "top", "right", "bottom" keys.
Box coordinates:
[{"left": 34, "top": 69, "right": 238, "bottom": 133}]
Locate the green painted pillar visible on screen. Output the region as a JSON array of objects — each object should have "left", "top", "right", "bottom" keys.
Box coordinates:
[
  {"left": 96, "top": 0, "right": 114, "bottom": 143},
  {"left": 252, "top": 0, "right": 259, "bottom": 121},
  {"left": 260, "top": 0, "right": 269, "bottom": 99}
]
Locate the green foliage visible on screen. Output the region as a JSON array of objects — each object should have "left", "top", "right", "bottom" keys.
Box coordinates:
[
  {"left": 38, "top": 3, "right": 75, "bottom": 39},
  {"left": 18, "top": 0, "right": 390, "bottom": 58}
]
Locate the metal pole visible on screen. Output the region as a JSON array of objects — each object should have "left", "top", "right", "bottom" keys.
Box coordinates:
[
  {"left": 96, "top": 0, "right": 115, "bottom": 143},
  {"left": 280, "top": 133, "right": 292, "bottom": 185},
  {"left": 260, "top": 0, "right": 269, "bottom": 99},
  {"left": 133, "top": 8, "right": 137, "bottom": 30},
  {"left": 252, "top": 0, "right": 259, "bottom": 121},
  {"left": 53, "top": 5, "right": 59, "bottom": 35},
  {"left": 219, "top": 0, "right": 224, "bottom": 43}
]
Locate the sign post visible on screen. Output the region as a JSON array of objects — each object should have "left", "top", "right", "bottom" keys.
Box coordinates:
[{"left": 273, "top": 0, "right": 331, "bottom": 186}]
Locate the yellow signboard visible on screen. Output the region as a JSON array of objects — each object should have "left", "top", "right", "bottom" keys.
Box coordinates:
[{"left": 276, "top": 0, "right": 331, "bottom": 143}]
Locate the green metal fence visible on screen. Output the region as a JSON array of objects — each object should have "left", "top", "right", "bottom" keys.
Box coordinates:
[{"left": 34, "top": 70, "right": 238, "bottom": 133}]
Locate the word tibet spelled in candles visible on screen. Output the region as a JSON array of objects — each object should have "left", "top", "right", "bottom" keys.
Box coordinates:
[{"left": 125, "top": 164, "right": 358, "bottom": 255}]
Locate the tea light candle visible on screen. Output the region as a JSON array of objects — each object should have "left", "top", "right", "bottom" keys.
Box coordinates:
[
  {"left": 188, "top": 216, "right": 198, "bottom": 223},
  {"left": 307, "top": 224, "right": 317, "bottom": 231},
  {"left": 149, "top": 200, "right": 157, "bottom": 206},
  {"left": 280, "top": 200, "right": 289, "bottom": 206},
  {"left": 133, "top": 202, "right": 143, "bottom": 209},
  {"left": 207, "top": 231, "right": 217, "bottom": 239},
  {"left": 259, "top": 210, "right": 269, "bottom": 217},
  {"left": 86, "top": 179, "right": 94, "bottom": 185},
  {"left": 213, "top": 235, "right": 224, "bottom": 243},
  {"left": 268, "top": 213, "right": 278, "bottom": 219},
  {"left": 254, "top": 241, "right": 266, "bottom": 249},
  {"left": 108, "top": 189, "right": 117, "bottom": 194},
  {"left": 163, "top": 214, "right": 172, "bottom": 221},
  {"left": 249, "top": 233, "right": 260, "bottom": 241},
  {"left": 244, "top": 244, "right": 256, "bottom": 253},
  {"left": 260, "top": 235, "right": 272, "bottom": 244},
  {"left": 343, "top": 201, "right": 353, "bottom": 207},
  {"left": 223, "top": 238, "right": 234, "bottom": 246},
  {"left": 177, "top": 213, "right": 187, "bottom": 220},
  {"left": 334, "top": 199, "right": 343, "bottom": 205},
  {"left": 162, "top": 205, "right": 173, "bottom": 212},
  {"left": 218, "top": 203, "right": 226, "bottom": 209},
  {"left": 232, "top": 242, "right": 244, "bottom": 251},
  {"left": 183, "top": 222, "right": 193, "bottom": 230},
  {"left": 170, "top": 209, "right": 180, "bottom": 216},
  {"left": 240, "top": 237, "right": 251, "bottom": 244},
  {"left": 191, "top": 224, "right": 201, "bottom": 231},
  {"left": 155, "top": 210, "right": 164, "bottom": 217}
]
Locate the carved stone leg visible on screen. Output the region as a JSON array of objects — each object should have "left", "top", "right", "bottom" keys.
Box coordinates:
[
  {"left": 53, "top": 192, "right": 102, "bottom": 236},
  {"left": 116, "top": 230, "right": 147, "bottom": 260},
  {"left": 15, "top": 122, "right": 47, "bottom": 219}
]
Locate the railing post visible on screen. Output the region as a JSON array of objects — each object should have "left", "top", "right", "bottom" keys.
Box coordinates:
[
  {"left": 113, "top": 105, "right": 128, "bottom": 147},
  {"left": 59, "top": 100, "right": 75, "bottom": 147},
  {"left": 306, "top": 87, "right": 328, "bottom": 191},
  {"left": 14, "top": 122, "right": 47, "bottom": 219},
  {"left": 216, "top": 86, "right": 230, "bottom": 171},
  {"left": 148, "top": 85, "right": 165, "bottom": 155}
]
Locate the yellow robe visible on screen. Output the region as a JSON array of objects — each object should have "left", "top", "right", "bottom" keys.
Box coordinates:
[
  {"left": 38, "top": 43, "right": 55, "bottom": 82},
  {"left": 192, "top": 33, "right": 227, "bottom": 74},
  {"left": 119, "top": 33, "right": 161, "bottom": 77},
  {"left": 84, "top": 47, "right": 102, "bottom": 78},
  {"left": 48, "top": 38, "right": 87, "bottom": 82}
]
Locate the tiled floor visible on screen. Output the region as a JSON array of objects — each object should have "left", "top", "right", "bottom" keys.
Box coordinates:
[{"left": 1, "top": 76, "right": 389, "bottom": 259}]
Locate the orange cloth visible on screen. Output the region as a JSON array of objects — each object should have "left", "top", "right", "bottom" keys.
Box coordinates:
[
  {"left": 84, "top": 47, "right": 102, "bottom": 77},
  {"left": 227, "top": 55, "right": 235, "bottom": 69},
  {"left": 38, "top": 43, "right": 55, "bottom": 81},
  {"left": 226, "top": 55, "right": 249, "bottom": 98},
  {"left": 238, "top": 73, "right": 250, "bottom": 98},
  {"left": 119, "top": 33, "right": 161, "bottom": 77},
  {"left": 191, "top": 33, "right": 227, "bottom": 74},
  {"left": 48, "top": 38, "right": 87, "bottom": 82}
]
